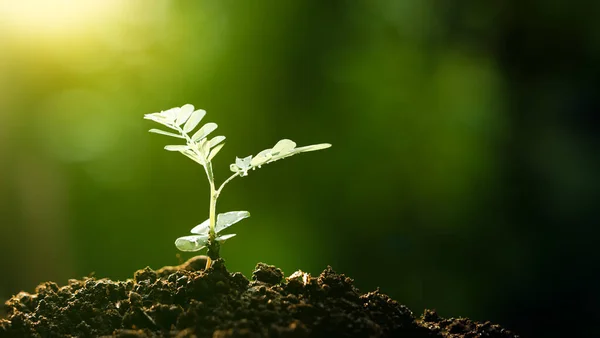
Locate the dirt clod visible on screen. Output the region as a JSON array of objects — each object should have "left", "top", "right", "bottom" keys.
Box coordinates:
[
  {"left": 0, "top": 257, "right": 519, "bottom": 337},
  {"left": 252, "top": 263, "right": 284, "bottom": 285}
]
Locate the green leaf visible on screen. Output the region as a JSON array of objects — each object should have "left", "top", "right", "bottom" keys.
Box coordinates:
[
  {"left": 209, "top": 136, "right": 226, "bottom": 148},
  {"left": 236, "top": 156, "right": 252, "bottom": 169},
  {"left": 176, "top": 104, "right": 195, "bottom": 126},
  {"left": 216, "top": 234, "right": 236, "bottom": 242},
  {"left": 163, "top": 107, "right": 179, "bottom": 121},
  {"left": 250, "top": 148, "right": 272, "bottom": 167},
  {"left": 192, "top": 122, "right": 218, "bottom": 142},
  {"left": 175, "top": 235, "right": 208, "bottom": 252},
  {"left": 148, "top": 129, "right": 185, "bottom": 139},
  {"left": 181, "top": 149, "right": 206, "bottom": 166},
  {"left": 215, "top": 211, "right": 250, "bottom": 233},
  {"left": 164, "top": 145, "right": 189, "bottom": 151},
  {"left": 272, "top": 143, "right": 331, "bottom": 162},
  {"left": 294, "top": 143, "right": 332, "bottom": 152},
  {"left": 231, "top": 155, "right": 253, "bottom": 175},
  {"left": 190, "top": 219, "right": 210, "bottom": 235},
  {"left": 144, "top": 114, "right": 179, "bottom": 130},
  {"left": 183, "top": 109, "right": 207, "bottom": 133},
  {"left": 272, "top": 139, "right": 296, "bottom": 156},
  {"left": 246, "top": 141, "right": 331, "bottom": 170},
  {"left": 190, "top": 211, "right": 250, "bottom": 235},
  {"left": 208, "top": 143, "right": 225, "bottom": 161},
  {"left": 195, "top": 138, "right": 211, "bottom": 158}
]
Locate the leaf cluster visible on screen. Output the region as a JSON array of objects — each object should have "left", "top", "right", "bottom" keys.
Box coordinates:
[{"left": 145, "top": 104, "right": 331, "bottom": 253}]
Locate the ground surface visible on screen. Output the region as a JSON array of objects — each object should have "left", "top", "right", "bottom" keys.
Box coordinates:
[{"left": 0, "top": 257, "right": 519, "bottom": 337}]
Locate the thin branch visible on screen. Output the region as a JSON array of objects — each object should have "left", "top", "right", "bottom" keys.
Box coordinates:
[{"left": 216, "top": 172, "right": 240, "bottom": 197}]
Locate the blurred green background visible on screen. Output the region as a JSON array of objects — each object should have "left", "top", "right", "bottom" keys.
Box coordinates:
[{"left": 0, "top": 1, "right": 598, "bottom": 337}]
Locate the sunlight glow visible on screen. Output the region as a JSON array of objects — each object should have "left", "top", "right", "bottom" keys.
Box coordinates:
[{"left": 0, "top": 0, "right": 123, "bottom": 37}]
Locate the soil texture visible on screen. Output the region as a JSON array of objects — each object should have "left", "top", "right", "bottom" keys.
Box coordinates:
[{"left": 0, "top": 256, "right": 519, "bottom": 337}]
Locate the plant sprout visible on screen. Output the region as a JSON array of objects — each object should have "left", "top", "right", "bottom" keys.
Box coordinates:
[{"left": 144, "top": 104, "right": 331, "bottom": 264}]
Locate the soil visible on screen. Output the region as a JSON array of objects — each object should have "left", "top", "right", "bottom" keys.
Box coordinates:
[{"left": 0, "top": 256, "right": 519, "bottom": 337}]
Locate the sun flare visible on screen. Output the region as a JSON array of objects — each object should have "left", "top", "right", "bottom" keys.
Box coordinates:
[{"left": 0, "top": 0, "right": 123, "bottom": 38}]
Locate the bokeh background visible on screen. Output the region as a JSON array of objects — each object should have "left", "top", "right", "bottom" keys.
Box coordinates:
[{"left": 0, "top": 1, "right": 598, "bottom": 337}]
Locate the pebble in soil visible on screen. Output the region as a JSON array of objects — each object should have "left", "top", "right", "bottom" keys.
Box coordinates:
[{"left": 0, "top": 256, "right": 519, "bottom": 337}]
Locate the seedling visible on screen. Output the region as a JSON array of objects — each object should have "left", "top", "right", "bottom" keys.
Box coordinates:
[{"left": 145, "top": 104, "right": 331, "bottom": 264}]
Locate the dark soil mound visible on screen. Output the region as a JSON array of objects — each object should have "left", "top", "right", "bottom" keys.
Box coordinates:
[{"left": 0, "top": 256, "right": 518, "bottom": 337}]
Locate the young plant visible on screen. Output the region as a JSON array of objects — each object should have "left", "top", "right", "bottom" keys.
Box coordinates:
[{"left": 144, "top": 104, "right": 331, "bottom": 263}]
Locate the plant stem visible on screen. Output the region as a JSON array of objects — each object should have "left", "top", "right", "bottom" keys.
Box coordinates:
[
  {"left": 174, "top": 124, "right": 229, "bottom": 261},
  {"left": 205, "top": 161, "right": 220, "bottom": 260},
  {"left": 206, "top": 162, "right": 216, "bottom": 237},
  {"left": 217, "top": 172, "right": 240, "bottom": 196}
]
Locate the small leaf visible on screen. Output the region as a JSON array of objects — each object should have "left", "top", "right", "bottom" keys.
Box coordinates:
[
  {"left": 272, "top": 139, "right": 296, "bottom": 156},
  {"left": 163, "top": 107, "right": 180, "bottom": 121},
  {"left": 183, "top": 109, "right": 207, "bottom": 133},
  {"left": 294, "top": 143, "right": 332, "bottom": 153},
  {"left": 208, "top": 143, "right": 225, "bottom": 161},
  {"left": 144, "top": 114, "right": 179, "bottom": 130},
  {"left": 190, "top": 211, "right": 249, "bottom": 235},
  {"left": 209, "top": 136, "right": 226, "bottom": 148},
  {"left": 272, "top": 143, "right": 332, "bottom": 162},
  {"left": 164, "top": 145, "right": 189, "bottom": 151},
  {"left": 181, "top": 149, "right": 206, "bottom": 166},
  {"left": 149, "top": 129, "right": 185, "bottom": 139},
  {"left": 199, "top": 138, "right": 211, "bottom": 158},
  {"left": 175, "top": 235, "right": 208, "bottom": 252},
  {"left": 233, "top": 156, "right": 253, "bottom": 176},
  {"left": 192, "top": 122, "right": 218, "bottom": 142},
  {"left": 190, "top": 218, "right": 210, "bottom": 234},
  {"left": 216, "top": 234, "right": 236, "bottom": 242},
  {"left": 244, "top": 142, "right": 331, "bottom": 170},
  {"left": 236, "top": 156, "right": 252, "bottom": 169},
  {"left": 216, "top": 211, "right": 250, "bottom": 233},
  {"left": 176, "top": 104, "right": 195, "bottom": 125},
  {"left": 250, "top": 149, "right": 272, "bottom": 167}
]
